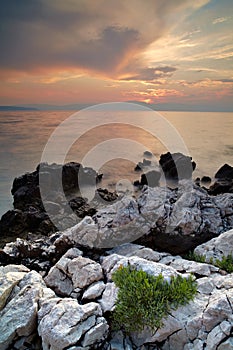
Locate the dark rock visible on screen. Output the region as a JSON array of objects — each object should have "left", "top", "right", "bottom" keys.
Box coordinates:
[
  {"left": 201, "top": 176, "right": 211, "bottom": 184},
  {"left": 142, "top": 158, "right": 151, "bottom": 166},
  {"left": 215, "top": 164, "right": 233, "bottom": 180},
  {"left": 69, "top": 197, "right": 97, "bottom": 218},
  {"left": 159, "top": 152, "right": 196, "bottom": 180},
  {"left": 0, "top": 162, "right": 103, "bottom": 244},
  {"left": 195, "top": 177, "right": 201, "bottom": 185},
  {"left": 0, "top": 209, "right": 28, "bottom": 237},
  {"left": 134, "top": 164, "right": 142, "bottom": 172},
  {"left": 140, "top": 170, "right": 161, "bottom": 187},
  {"left": 143, "top": 150, "right": 153, "bottom": 157},
  {"left": 208, "top": 180, "right": 233, "bottom": 195},
  {"left": 96, "top": 188, "right": 118, "bottom": 202}
]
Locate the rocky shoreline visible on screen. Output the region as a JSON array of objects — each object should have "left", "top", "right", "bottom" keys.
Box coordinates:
[{"left": 0, "top": 153, "right": 233, "bottom": 349}]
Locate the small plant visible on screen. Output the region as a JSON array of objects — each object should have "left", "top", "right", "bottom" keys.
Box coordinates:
[
  {"left": 184, "top": 251, "right": 206, "bottom": 263},
  {"left": 215, "top": 255, "right": 233, "bottom": 273},
  {"left": 185, "top": 251, "right": 233, "bottom": 274},
  {"left": 111, "top": 265, "right": 197, "bottom": 333}
]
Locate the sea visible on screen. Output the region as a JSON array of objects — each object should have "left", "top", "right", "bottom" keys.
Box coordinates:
[{"left": 0, "top": 108, "right": 233, "bottom": 218}]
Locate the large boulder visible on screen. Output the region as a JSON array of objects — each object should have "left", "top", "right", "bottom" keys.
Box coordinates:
[
  {"left": 139, "top": 170, "right": 161, "bottom": 187},
  {"left": 215, "top": 164, "right": 233, "bottom": 180},
  {"left": 0, "top": 162, "right": 105, "bottom": 244},
  {"left": 159, "top": 152, "right": 196, "bottom": 180},
  {"left": 208, "top": 164, "right": 233, "bottom": 195}
]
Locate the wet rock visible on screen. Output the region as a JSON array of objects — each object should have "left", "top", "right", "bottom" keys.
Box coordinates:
[
  {"left": 208, "top": 164, "right": 233, "bottom": 195},
  {"left": 0, "top": 162, "right": 102, "bottom": 244},
  {"left": 142, "top": 158, "right": 152, "bottom": 166},
  {"left": 159, "top": 152, "right": 196, "bottom": 180},
  {"left": 0, "top": 209, "right": 28, "bottom": 237},
  {"left": 215, "top": 164, "right": 233, "bottom": 180},
  {"left": 144, "top": 150, "right": 153, "bottom": 158},
  {"left": 140, "top": 170, "right": 161, "bottom": 187},
  {"left": 201, "top": 176, "right": 211, "bottom": 184},
  {"left": 134, "top": 164, "right": 142, "bottom": 172},
  {"left": 208, "top": 179, "right": 233, "bottom": 195}
]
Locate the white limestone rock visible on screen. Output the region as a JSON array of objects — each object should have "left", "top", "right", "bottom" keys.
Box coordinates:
[
  {"left": 45, "top": 249, "right": 103, "bottom": 297},
  {"left": 194, "top": 228, "right": 233, "bottom": 262},
  {"left": 82, "top": 281, "right": 106, "bottom": 300},
  {"left": 107, "top": 243, "right": 169, "bottom": 262},
  {"left": 0, "top": 269, "right": 55, "bottom": 350},
  {"left": 206, "top": 321, "right": 231, "bottom": 350},
  {"left": 38, "top": 298, "right": 108, "bottom": 350},
  {"left": 99, "top": 282, "right": 118, "bottom": 313},
  {"left": 101, "top": 254, "right": 180, "bottom": 282}
]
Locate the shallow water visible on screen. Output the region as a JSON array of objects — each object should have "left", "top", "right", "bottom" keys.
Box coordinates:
[{"left": 0, "top": 109, "right": 232, "bottom": 217}]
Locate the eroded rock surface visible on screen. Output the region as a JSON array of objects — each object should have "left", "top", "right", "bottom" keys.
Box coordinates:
[{"left": 53, "top": 182, "right": 233, "bottom": 254}]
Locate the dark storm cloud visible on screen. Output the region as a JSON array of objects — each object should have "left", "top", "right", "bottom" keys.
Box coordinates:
[{"left": 0, "top": 0, "right": 209, "bottom": 76}]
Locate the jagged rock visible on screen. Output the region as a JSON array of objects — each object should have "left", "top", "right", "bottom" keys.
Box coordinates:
[
  {"left": 160, "top": 256, "right": 219, "bottom": 277},
  {"left": 82, "top": 281, "right": 106, "bottom": 300},
  {"left": 53, "top": 182, "right": 233, "bottom": 254},
  {"left": 194, "top": 228, "right": 233, "bottom": 262},
  {"left": 205, "top": 321, "right": 231, "bottom": 350},
  {"left": 0, "top": 264, "right": 29, "bottom": 311},
  {"left": 99, "top": 282, "right": 118, "bottom": 313},
  {"left": 208, "top": 179, "right": 233, "bottom": 195},
  {"left": 0, "top": 269, "right": 55, "bottom": 350},
  {"left": 0, "top": 162, "right": 103, "bottom": 244},
  {"left": 101, "top": 254, "right": 181, "bottom": 282},
  {"left": 159, "top": 152, "right": 196, "bottom": 180},
  {"left": 38, "top": 299, "right": 109, "bottom": 349},
  {"left": 130, "top": 272, "right": 233, "bottom": 348},
  {"left": 44, "top": 248, "right": 103, "bottom": 297}
]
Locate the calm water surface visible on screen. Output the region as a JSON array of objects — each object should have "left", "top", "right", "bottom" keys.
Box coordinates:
[{"left": 0, "top": 110, "right": 232, "bottom": 217}]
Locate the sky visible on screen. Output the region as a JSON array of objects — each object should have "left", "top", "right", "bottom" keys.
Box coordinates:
[{"left": 0, "top": 0, "right": 233, "bottom": 110}]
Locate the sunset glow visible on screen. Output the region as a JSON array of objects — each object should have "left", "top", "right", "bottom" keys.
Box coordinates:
[{"left": 0, "top": 0, "right": 232, "bottom": 110}]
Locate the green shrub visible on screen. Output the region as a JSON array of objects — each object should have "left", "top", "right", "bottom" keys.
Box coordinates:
[
  {"left": 111, "top": 265, "right": 197, "bottom": 333},
  {"left": 184, "top": 251, "right": 206, "bottom": 263},
  {"left": 185, "top": 251, "right": 233, "bottom": 274},
  {"left": 214, "top": 255, "right": 233, "bottom": 273}
]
